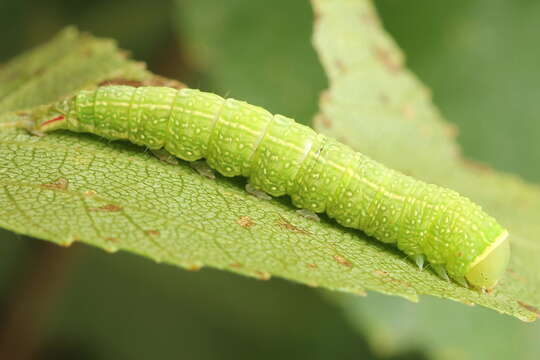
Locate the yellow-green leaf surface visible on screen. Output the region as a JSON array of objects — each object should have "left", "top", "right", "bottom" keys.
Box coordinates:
[
  {"left": 0, "top": 18, "right": 537, "bottom": 323},
  {"left": 312, "top": 0, "right": 540, "bottom": 321}
]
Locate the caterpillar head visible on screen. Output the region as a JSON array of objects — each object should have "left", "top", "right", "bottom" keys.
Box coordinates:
[
  {"left": 465, "top": 230, "right": 510, "bottom": 290},
  {"left": 32, "top": 99, "right": 71, "bottom": 132}
]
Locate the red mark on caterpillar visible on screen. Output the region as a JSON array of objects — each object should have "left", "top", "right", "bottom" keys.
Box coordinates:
[{"left": 41, "top": 115, "right": 65, "bottom": 127}]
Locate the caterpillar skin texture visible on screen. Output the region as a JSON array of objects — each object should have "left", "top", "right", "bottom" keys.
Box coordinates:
[{"left": 34, "top": 85, "right": 510, "bottom": 289}]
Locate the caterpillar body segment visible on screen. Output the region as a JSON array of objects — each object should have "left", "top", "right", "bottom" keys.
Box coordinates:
[{"left": 34, "top": 85, "right": 510, "bottom": 289}]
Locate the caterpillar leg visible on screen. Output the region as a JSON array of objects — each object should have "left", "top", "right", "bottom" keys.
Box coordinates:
[
  {"left": 431, "top": 264, "right": 450, "bottom": 282},
  {"left": 150, "top": 148, "right": 179, "bottom": 165},
  {"left": 246, "top": 183, "right": 272, "bottom": 200},
  {"left": 29, "top": 129, "right": 46, "bottom": 137},
  {"left": 412, "top": 254, "right": 425, "bottom": 270},
  {"left": 190, "top": 160, "right": 216, "bottom": 179},
  {"left": 454, "top": 276, "right": 469, "bottom": 288},
  {"left": 296, "top": 209, "right": 320, "bottom": 222}
]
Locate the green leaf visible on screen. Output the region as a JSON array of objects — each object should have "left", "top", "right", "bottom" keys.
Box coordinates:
[
  {"left": 312, "top": 0, "right": 540, "bottom": 321},
  {"left": 0, "top": 9, "right": 537, "bottom": 325}
]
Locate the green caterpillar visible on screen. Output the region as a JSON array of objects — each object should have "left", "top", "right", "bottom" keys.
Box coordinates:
[{"left": 32, "top": 85, "right": 510, "bottom": 289}]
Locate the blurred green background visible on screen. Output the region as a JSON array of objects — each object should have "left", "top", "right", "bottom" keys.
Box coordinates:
[{"left": 0, "top": 0, "right": 539, "bottom": 359}]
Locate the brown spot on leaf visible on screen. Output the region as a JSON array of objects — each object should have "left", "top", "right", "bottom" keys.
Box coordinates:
[
  {"left": 40, "top": 178, "right": 69, "bottom": 190},
  {"left": 373, "top": 269, "right": 412, "bottom": 287},
  {"left": 315, "top": 114, "right": 332, "bottom": 128},
  {"left": 507, "top": 268, "right": 527, "bottom": 283},
  {"left": 255, "top": 271, "right": 271, "bottom": 280},
  {"left": 518, "top": 301, "right": 540, "bottom": 318},
  {"left": 373, "top": 46, "right": 401, "bottom": 73},
  {"left": 444, "top": 123, "right": 459, "bottom": 138},
  {"left": 105, "top": 237, "right": 119, "bottom": 243},
  {"left": 99, "top": 76, "right": 186, "bottom": 89},
  {"left": 144, "top": 75, "right": 186, "bottom": 89},
  {"left": 83, "top": 48, "right": 94, "bottom": 57},
  {"left": 334, "top": 255, "right": 352, "bottom": 267},
  {"left": 90, "top": 204, "right": 123, "bottom": 212},
  {"left": 401, "top": 104, "right": 416, "bottom": 120},
  {"left": 237, "top": 216, "right": 255, "bottom": 229},
  {"left": 379, "top": 93, "right": 390, "bottom": 104},
  {"left": 99, "top": 79, "right": 144, "bottom": 87},
  {"left": 483, "top": 287, "right": 495, "bottom": 295},
  {"left": 145, "top": 229, "right": 160, "bottom": 236},
  {"left": 229, "top": 263, "right": 243, "bottom": 269},
  {"left": 320, "top": 90, "right": 331, "bottom": 105},
  {"left": 84, "top": 190, "right": 97, "bottom": 197},
  {"left": 276, "top": 216, "right": 312, "bottom": 235},
  {"left": 312, "top": 5, "right": 322, "bottom": 23},
  {"left": 462, "top": 158, "right": 492, "bottom": 174},
  {"left": 335, "top": 59, "right": 347, "bottom": 73},
  {"left": 359, "top": 10, "right": 379, "bottom": 26},
  {"left": 307, "top": 263, "right": 318, "bottom": 269}
]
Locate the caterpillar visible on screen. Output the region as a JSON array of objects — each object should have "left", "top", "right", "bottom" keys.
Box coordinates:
[{"left": 32, "top": 85, "right": 510, "bottom": 290}]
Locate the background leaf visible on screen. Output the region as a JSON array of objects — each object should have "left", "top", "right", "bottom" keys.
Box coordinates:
[{"left": 337, "top": 292, "right": 540, "bottom": 360}]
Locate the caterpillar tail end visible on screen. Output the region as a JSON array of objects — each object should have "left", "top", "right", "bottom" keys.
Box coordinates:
[{"left": 465, "top": 230, "right": 510, "bottom": 290}]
